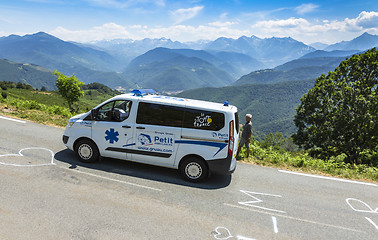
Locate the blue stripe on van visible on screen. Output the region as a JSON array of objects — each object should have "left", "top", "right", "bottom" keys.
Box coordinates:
[{"left": 175, "top": 140, "right": 227, "bottom": 157}]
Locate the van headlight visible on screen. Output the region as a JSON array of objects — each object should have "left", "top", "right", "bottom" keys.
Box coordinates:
[{"left": 68, "top": 118, "right": 79, "bottom": 127}]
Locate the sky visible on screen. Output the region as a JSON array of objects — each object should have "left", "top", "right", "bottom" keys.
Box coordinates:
[{"left": 0, "top": 0, "right": 377, "bottom": 44}]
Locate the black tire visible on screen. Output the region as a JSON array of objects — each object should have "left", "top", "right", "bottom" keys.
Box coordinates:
[
  {"left": 75, "top": 139, "right": 100, "bottom": 163},
  {"left": 179, "top": 157, "right": 209, "bottom": 182}
]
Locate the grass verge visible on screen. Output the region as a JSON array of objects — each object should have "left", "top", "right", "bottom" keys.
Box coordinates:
[{"left": 238, "top": 143, "right": 378, "bottom": 183}]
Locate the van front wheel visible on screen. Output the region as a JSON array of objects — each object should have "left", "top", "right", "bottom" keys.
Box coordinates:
[
  {"left": 180, "top": 157, "right": 208, "bottom": 182},
  {"left": 75, "top": 139, "right": 99, "bottom": 163}
]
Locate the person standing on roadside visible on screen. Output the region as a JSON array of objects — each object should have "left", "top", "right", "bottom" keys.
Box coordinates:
[{"left": 237, "top": 114, "right": 252, "bottom": 159}]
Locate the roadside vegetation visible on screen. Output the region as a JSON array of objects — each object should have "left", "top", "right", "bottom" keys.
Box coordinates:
[
  {"left": 240, "top": 49, "right": 378, "bottom": 183},
  {"left": 0, "top": 80, "right": 119, "bottom": 127},
  {"left": 237, "top": 134, "right": 377, "bottom": 183}
]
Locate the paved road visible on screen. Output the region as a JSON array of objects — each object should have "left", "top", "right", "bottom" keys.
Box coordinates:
[{"left": 0, "top": 115, "right": 377, "bottom": 240}]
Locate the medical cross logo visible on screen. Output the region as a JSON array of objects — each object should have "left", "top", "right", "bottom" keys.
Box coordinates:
[{"left": 105, "top": 128, "right": 119, "bottom": 144}]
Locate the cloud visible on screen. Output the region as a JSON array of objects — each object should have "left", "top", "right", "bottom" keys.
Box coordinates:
[
  {"left": 295, "top": 3, "right": 319, "bottom": 15},
  {"left": 346, "top": 11, "right": 378, "bottom": 29},
  {"left": 171, "top": 6, "right": 204, "bottom": 24},
  {"left": 254, "top": 17, "right": 310, "bottom": 29},
  {"left": 49, "top": 11, "right": 378, "bottom": 44},
  {"left": 208, "top": 21, "right": 238, "bottom": 27},
  {"left": 51, "top": 23, "right": 132, "bottom": 42},
  {"left": 251, "top": 11, "right": 378, "bottom": 43}
]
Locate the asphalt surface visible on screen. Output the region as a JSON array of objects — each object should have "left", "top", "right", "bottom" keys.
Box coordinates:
[{"left": 0, "top": 114, "right": 377, "bottom": 240}]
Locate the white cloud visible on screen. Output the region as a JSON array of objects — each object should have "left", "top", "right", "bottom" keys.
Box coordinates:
[
  {"left": 346, "top": 11, "right": 378, "bottom": 29},
  {"left": 251, "top": 11, "right": 378, "bottom": 43},
  {"left": 208, "top": 21, "right": 238, "bottom": 27},
  {"left": 48, "top": 11, "right": 378, "bottom": 44},
  {"left": 51, "top": 23, "right": 132, "bottom": 42},
  {"left": 171, "top": 6, "right": 204, "bottom": 24},
  {"left": 295, "top": 3, "right": 319, "bottom": 15},
  {"left": 254, "top": 17, "right": 310, "bottom": 29}
]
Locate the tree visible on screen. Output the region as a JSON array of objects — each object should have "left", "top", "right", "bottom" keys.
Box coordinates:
[
  {"left": 54, "top": 70, "right": 84, "bottom": 112},
  {"left": 293, "top": 48, "right": 377, "bottom": 165}
]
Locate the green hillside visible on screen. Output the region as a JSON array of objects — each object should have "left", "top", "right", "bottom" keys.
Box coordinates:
[
  {"left": 124, "top": 54, "right": 234, "bottom": 91},
  {"left": 176, "top": 79, "right": 315, "bottom": 138},
  {"left": 0, "top": 81, "right": 119, "bottom": 126},
  {"left": 0, "top": 59, "right": 56, "bottom": 90},
  {"left": 234, "top": 56, "right": 346, "bottom": 86}
]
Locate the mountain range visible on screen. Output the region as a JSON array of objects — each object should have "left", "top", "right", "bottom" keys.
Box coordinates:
[
  {"left": 1, "top": 32, "right": 377, "bottom": 91},
  {"left": 0, "top": 31, "right": 377, "bottom": 136}
]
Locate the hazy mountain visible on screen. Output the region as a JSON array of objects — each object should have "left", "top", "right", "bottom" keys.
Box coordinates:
[
  {"left": 91, "top": 35, "right": 313, "bottom": 69},
  {"left": 205, "top": 35, "right": 315, "bottom": 68},
  {"left": 299, "top": 50, "right": 361, "bottom": 59},
  {"left": 0, "top": 58, "right": 56, "bottom": 90},
  {"left": 310, "top": 42, "right": 329, "bottom": 50},
  {"left": 89, "top": 38, "right": 190, "bottom": 66},
  {"left": 123, "top": 48, "right": 235, "bottom": 91},
  {"left": 177, "top": 79, "right": 315, "bottom": 137},
  {"left": 325, "top": 32, "right": 378, "bottom": 51},
  {"left": 126, "top": 47, "right": 265, "bottom": 79},
  {"left": 0, "top": 32, "right": 135, "bottom": 89},
  {"left": 0, "top": 32, "right": 123, "bottom": 72},
  {"left": 233, "top": 49, "right": 355, "bottom": 86}
]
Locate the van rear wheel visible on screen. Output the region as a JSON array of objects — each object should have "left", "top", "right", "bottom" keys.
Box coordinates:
[
  {"left": 75, "top": 139, "right": 99, "bottom": 163},
  {"left": 180, "top": 157, "right": 208, "bottom": 182}
]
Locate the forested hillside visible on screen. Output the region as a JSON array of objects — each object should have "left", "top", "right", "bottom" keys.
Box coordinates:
[
  {"left": 0, "top": 59, "right": 56, "bottom": 90},
  {"left": 177, "top": 79, "right": 315, "bottom": 138},
  {"left": 234, "top": 56, "right": 348, "bottom": 86}
]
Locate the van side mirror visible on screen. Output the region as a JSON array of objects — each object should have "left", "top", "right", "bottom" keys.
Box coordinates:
[{"left": 91, "top": 109, "right": 98, "bottom": 121}]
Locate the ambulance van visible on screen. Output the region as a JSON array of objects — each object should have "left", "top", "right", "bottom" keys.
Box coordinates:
[{"left": 62, "top": 89, "right": 239, "bottom": 182}]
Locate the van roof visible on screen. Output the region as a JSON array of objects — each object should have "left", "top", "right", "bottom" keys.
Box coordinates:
[{"left": 108, "top": 93, "right": 237, "bottom": 112}]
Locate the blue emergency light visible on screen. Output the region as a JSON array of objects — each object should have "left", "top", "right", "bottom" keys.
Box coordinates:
[{"left": 131, "top": 89, "right": 157, "bottom": 97}]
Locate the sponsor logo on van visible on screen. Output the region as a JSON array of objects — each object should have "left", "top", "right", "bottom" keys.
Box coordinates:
[
  {"left": 194, "top": 113, "right": 212, "bottom": 128},
  {"left": 138, "top": 133, "right": 174, "bottom": 146},
  {"left": 138, "top": 133, "right": 152, "bottom": 145},
  {"left": 212, "top": 132, "right": 228, "bottom": 140}
]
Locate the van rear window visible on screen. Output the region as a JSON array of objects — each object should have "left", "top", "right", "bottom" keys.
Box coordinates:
[
  {"left": 183, "top": 108, "right": 224, "bottom": 131},
  {"left": 136, "top": 102, "right": 225, "bottom": 131},
  {"left": 136, "top": 102, "right": 184, "bottom": 127}
]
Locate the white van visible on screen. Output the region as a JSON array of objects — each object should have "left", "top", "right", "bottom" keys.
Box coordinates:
[{"left": 63, "top": 89, "right": 239, "bottom": 182}]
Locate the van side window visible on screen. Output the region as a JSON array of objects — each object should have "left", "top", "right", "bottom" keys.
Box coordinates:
[
  {"left": 96, "top": 100, "right": 132, "bottom": 122},
  {"left": 136, "top": 102, "right": 184, "bottom": 127},
  {"left": 183, "top": 109, "right": 225, "bottom": 131}
]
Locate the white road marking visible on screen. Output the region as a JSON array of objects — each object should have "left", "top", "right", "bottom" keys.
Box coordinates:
[
  {"left": 224, "top": 203, "right": 364, "bottom": 233},
  {"left": 63, "top": 167, "right": 162, "bottom": 192},
  {"left": 238, "top": 190, "right": 286, "bottom": 214},
  {"left": 365, "top": 217, "right": 378, "bottom": 230},
  {"left": 213, "top": 227, "right": 257, "bottom": 240},
  {"left": 0, "top": 115, "right": 26, "bottom": 123},
  {"left": 213, "top": 227, "right": 233, "bottom": 239},
  {"left": 279, "top": 170, "right": 377, "bottom": 187},
  {"left": 346, "top": 198, "right": 378, "bottom": 213},
  {"left": 272, "top": 216, "right": 278, "bottom": 233},
  {"left": 0, "top": 147, "right": 55, "bottom": 167}
]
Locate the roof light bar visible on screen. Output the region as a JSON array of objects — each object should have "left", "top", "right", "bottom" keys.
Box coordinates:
[{"left": 131, "top": 89, "right": 157, "bottom": 97}]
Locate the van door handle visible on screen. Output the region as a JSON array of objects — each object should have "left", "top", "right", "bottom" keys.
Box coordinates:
[
  {"left": 136, "top": 126, "right": 145, "bottom": 129},
  {"left": 122, "top": 125, "right": 131, "bottom": 128}
]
